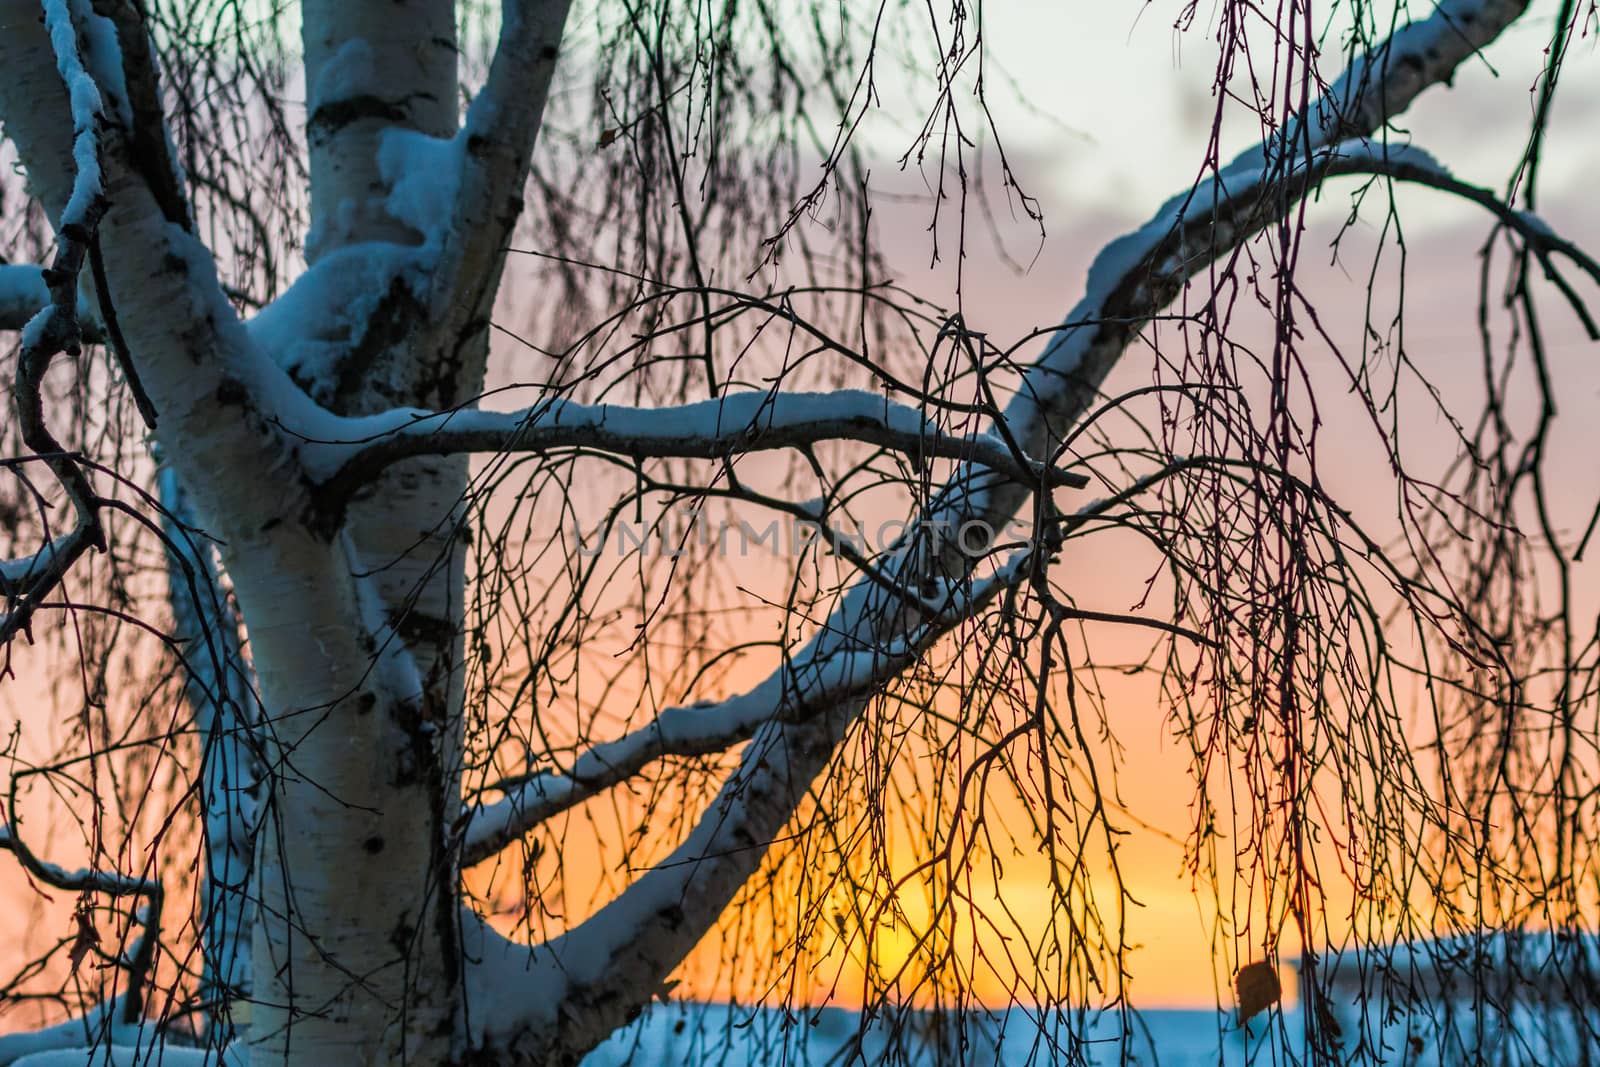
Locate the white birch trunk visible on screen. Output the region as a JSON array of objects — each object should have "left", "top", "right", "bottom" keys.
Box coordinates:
[{"left": 239, "top": 4, "right": 474, "bottom": 1064}]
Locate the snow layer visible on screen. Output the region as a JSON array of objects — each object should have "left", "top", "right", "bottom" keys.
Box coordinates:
[
  {"left": 18, "top": 307, "right": 53, "bottom": 354},
  {"left": 307, "top": 39, "right": 379, "bottom": 116},
  {"left": 0, "top": 999, "right": 143, "bottom": 1067},
  {"left": 377, "top": 127, "right": 465, "bottom": 250},
  {"left": 581, "top": 1001, "right": 1598, "bottom": 1067},
  {"left": 246, "top": 241, "right": 424, "bottom": 379},
  {"left": 7, "top": 1046, "right": 241, "bottom": 1067},
  {"left": 41, "top": 0, "right": 104, "bottom": 229},
  {"left": 295, "top": 387, "right": 1021, "bottom": 486},
  {"left": 582, "top": 1004, "right": 1267, "bottom": 1066},
  {"left": 78, "top": 5, "right": 132, "bottom": 127}
]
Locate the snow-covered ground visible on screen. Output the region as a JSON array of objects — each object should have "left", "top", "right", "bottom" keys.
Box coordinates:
[
  {"left": 584, "top": 1003, "right": 1278, "bottom": 1066},
  {"left": 583, "top": 1000, "right": 1600, "bottom": 1066}
]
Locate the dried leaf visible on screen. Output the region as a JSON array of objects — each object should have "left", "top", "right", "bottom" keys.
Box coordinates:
[
  {"left": 1235, "top": 960, "right": 1281, "bottom": 1023},
  {"left": 68, "top": 899, "right": 99, "bottom": 976}
]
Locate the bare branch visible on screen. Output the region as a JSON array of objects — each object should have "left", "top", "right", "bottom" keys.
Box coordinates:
[
  {"left": 0, "top": 818, "right": 162, "bottom": 1019},
  {"left": 1326, "top": 143, "right": 1600, "bottom": 337}
]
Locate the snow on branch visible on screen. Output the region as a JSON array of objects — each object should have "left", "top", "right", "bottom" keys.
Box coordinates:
[
  {"left": 42, "top": 0, "right": 105, "bottom": 231},
  {"left": 0, "top": 265, "right": 101, "bottom": 339},
  {"left": 0, "top": 821, "right": 163, "bottom": 1019},
  {"left": 465, "top": 702, "right": 951, "bottom": 1059},
  {"left": 0, "top": 486, "right": 102, "bottom": 644},
  {"left": 1316, "top": 141, "right": 1600, "bottom": 336},
  {"left": 84, "top": 0, "right": 192, "bottom": 231},
  {"left": 1234, "top": 0, "right": 1533, "bottom": 170},
  {"left": 466, "top": 4, "right": 1545, "bottom": 1055},
  {"left": 306, "top": 389, "right": 1087, "bottom": 506},
  {"left": 1009, "top": 136, "right": 1598, "bottom": 462},
  {"left": 462, "top": 540, "right": 1051, "bottom": 866},
  {"left": 0, "top": 825, "right": 155, "bottom": 901},
  {"left": 1, "top": 1, "right": 112, "bottom": 643},
  {"left": 1016, "top": 0, "right": 1533, "bottom": 468},
  {"left": 461, "top": 460, "right": 1203, "bottom": 870},
  {"left": 424, "top": 0, "right": 574, "bottom": 329},
  {"left": 0, "top": 5, "right": 376, "bottom": 563}
]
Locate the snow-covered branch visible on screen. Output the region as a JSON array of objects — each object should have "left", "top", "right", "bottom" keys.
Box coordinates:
[
  {"left": 466, "top": 1, "right": 1542, "bottom": 1057},
  {"left": 458, "top": 136, "right": 1580, "bottom": 871},
  {"left": 1235, "top": 0, "right": 1533, "bottom": 169},
  {"left": 452, "top": 483, "right": 1078, "bottom": 871},
  {"left": 0, "top": 519, "right": 101, "bottom": 643},
  {"left": 464, "top": 714, "right": 855, "bottom": 1061},
  {"left": 42, "top": 0, "right": 105, "bottom": 233},
  {"left": 0, "top": 0, "right": 361, "bottom": 551},
  {"left": 0, "top": 265, "right": 101, "bottom": 339},
  {"left": 0, "top": 825, "right": 155, "bottom": 901},
  {"left": 87, "top": 0, "right": 191, "bottom": 230},
  {"left": 1005, "top": 0, "right": 1531, "bottom": 493},
  {"left": 245, "top": 243, "right": 435, "bottom": 402},
  {"left": 1, "top": 0, "right": 111, "bottom": 642},
  {"left": 425, "top": 0, "right": 574, "bottom": 337},
  {"left": 266, "top": 0, "right": 468, "bottom": 413},
  {"left": 0, "top": 820, "right": 163, "bottom": 1017},
  {"left": 257, "top": 0, "right": 573, "bottom": 408},
  {"left": 309, "top": 389, "right": 1087, "bottom": 506},
  {"left": 461, "top": 547, "right": 1035, "bottom": 866},
  {"left": 1317, "top": 142, "right": 1600, "bottom": 335}
]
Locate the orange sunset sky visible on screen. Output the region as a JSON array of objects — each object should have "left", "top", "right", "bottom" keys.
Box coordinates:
[{"left": 1, "top": 0, "right": 1597, "bottom": 1022}]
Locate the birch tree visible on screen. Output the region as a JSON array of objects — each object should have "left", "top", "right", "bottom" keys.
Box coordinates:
[{"left": 0, "top": 0, "right": 1596, "bottom": 1065}]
